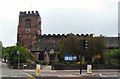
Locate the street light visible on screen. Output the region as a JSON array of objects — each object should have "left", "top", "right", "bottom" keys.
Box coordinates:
[{"left": 17, "top": 51, "right": 20, "bottom": 69}]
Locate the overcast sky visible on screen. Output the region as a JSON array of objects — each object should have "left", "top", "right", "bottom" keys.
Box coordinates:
[{"left": 0, "top": 0, "right": 119, "bottom": 47}]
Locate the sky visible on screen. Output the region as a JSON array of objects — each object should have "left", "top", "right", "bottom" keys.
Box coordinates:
[{"left": 0, "top": 0, "right": 119, "bottom": 47}]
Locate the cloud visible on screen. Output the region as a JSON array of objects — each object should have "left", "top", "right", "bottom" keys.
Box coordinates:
[
  {"left": 0, "top": 0, "right": 119, "bottom": 47},
  {"left": 42, "top": 8, "right": 117, "bottom": 35}
]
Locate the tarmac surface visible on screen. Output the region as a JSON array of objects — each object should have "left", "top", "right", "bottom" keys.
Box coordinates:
[
  {"left": 1, "top": 76, "right": 120, "bottom": 79},
  {"left": 1, "top": 62, "right": 120, "bottom": 79}
]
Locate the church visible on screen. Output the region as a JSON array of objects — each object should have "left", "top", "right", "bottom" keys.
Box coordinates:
[{"left": 17, "top": 11, "right": 118, "bottom": 64}]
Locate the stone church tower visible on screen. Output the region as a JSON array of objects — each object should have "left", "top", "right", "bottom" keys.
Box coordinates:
[
  {"left": 17, "top": 11, "right": 118, "bottom": 64},
  {"left": 17, "top": 11, "right": 42, "bottom": 50}
]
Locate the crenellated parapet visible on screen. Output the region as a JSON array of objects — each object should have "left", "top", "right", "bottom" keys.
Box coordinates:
[
  {"left": 38, "top": 34, "right": 93, "bottom": 38},
  {"left": 19, "top": 11, "right": 39, "bottom": 17}
]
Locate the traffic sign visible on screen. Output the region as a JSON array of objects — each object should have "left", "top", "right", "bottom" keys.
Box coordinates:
[{"left": 64, "top": 54, "right": 77, "bottom": 61}]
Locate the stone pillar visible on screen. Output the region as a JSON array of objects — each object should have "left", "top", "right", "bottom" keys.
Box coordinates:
[
  {"left": 55, "top": 52, "right": 60, "bottom": 63},
  {"left": 36, "top": 52, "right": 40, "bottom": 60},
  {"left": 55, "top": 52, "right": 58, "bottom": 63}
]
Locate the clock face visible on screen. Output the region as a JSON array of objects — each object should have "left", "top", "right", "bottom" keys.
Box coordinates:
[{"left": 25, "top": 28, "right": 30, "bottom": 33}]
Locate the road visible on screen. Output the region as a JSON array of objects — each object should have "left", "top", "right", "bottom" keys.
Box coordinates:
[
  {"left": 23, "top": 69, "right": 120, "bottom": 79},
  {"left": 1, "top": 62, "right": 120, "bottom": 79},
  {"left": 1, "top": 62, "right": 32, "bottom": 78},
  {"left": 23, "top": 69, "right": 120, "bottom": 77}
]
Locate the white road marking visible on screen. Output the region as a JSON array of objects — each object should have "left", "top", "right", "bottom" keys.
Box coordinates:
[
  {"left": 58, "top": 75, "right": 81, "bottom": 77},
  {"left": 99, "top": 74, "right": 119, "bottom": 77}
]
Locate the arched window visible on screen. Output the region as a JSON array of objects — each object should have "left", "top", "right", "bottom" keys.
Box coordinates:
[{"left": 25, "top": 19, "right": 31, "bottom": 25}]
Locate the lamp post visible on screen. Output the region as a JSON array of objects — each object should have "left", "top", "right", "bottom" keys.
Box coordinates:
[{"left": 17, "top": 51, "right": 20, "bottom": 69}]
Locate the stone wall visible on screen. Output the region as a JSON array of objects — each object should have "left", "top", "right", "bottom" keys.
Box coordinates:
[{"left": 31, "top": 34, "right": 118, "bottom": 52}]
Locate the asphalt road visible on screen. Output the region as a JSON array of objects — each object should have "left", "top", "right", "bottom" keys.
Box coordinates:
[
  {"left": 23, "top": 69, "right": 120, "bottom": 77},
  {"left": 1, "top": 77, "right": 120, "bottom": 79},
  {"left": 2, "top": 63, "right": 30, "bottom": 78},
  {"left": 21, "top": 69, "right": 120, "bottom": 79},
  {"left": 1, "top": 62, "right": 120, "bottom": 79}
]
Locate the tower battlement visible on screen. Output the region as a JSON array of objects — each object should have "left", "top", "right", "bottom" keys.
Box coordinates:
[
  {"left": 19, "top": 11, "right": 39, "bottom": 17},
  {"left": 39, "top": 34, "right": 93, "bottom": 37}
]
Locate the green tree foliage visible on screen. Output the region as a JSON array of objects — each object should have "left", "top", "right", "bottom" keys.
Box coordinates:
[
  {"left": 59, "top": 34, "right": 106, "bottom": 64},
  {"left": 2, "top": 44, "right": 35, "bottom": 65},
  {"left": 2, "top": 47, "right": 11, "bottom": 59},
  {"left": 59, "top": 33, "right": 81, "bottom": 61},
  {"left": 85, "top": 36, "right": 106, "bottom": 64},
  {"left": 104, "top": 49, "right": 120, "bottom": 64},
  {"left": 0, "top": 41, "right": 2, "bottom": 58}
]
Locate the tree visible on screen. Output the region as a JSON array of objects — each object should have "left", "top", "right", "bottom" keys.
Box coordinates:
[
  {"left": 2, "top": 44, "right": 35, "bottom": 67},
  {"left": 59, "top": 34, "right": 106, "bottom": 64},
  {"left": 2, "top": 46, "right": 12, "bottom": 61},
  {"left": 85, "top": 36, "right": 106, "bottom": 64},
  {"left": 59, "top": 33, "right": 81, "bottom": 61},
  {"left": 0, "top": 41, "right": 3, "bottom": 58},
  {"left": 104, "top": 49, "right": 120, "bottom": 64},
  {"left": 10, "top": 45, "right": 35, "bottom": 63}
]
